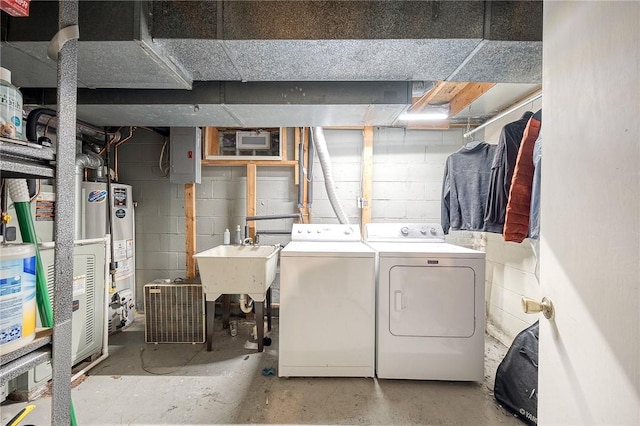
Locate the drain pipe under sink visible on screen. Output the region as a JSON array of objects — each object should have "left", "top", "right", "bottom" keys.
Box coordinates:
[{"left": 239, "top": 294, "right": 253, "bottom": 313}]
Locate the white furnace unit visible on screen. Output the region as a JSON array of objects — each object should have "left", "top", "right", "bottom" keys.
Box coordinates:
[
  {"left": 278, "top": 224, "right": 376, "bottom": 377},
  {"left": 365, "top": 223, "right": 485, "bottom": 381},
  {"left": 8, "top": 239, "right": 107, "bottom": 398}
]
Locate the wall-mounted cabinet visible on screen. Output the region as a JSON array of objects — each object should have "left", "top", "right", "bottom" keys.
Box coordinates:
[{"left": 204, "top": 128, "right": 281, "bottom": 160}]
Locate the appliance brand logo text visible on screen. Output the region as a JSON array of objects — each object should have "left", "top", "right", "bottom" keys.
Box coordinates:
[{"left": 87, "top": 190, "right": 107, "bottom": 203}]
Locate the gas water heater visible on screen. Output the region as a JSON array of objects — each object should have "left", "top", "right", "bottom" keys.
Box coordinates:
[{"left": 81, "top": 182, "right": 136, "bottom": 334}]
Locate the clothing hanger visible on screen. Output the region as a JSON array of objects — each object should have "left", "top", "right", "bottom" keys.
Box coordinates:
[{"left": 462, "top": 114, "right": 481, "bottom": 150}]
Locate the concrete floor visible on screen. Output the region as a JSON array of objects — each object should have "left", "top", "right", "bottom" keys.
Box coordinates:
[{"left": 2, "top": 315, "right": 521, "bottom": 425}]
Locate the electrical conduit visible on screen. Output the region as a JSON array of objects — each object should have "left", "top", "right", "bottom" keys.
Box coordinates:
[
  {"left": 311, "top": 127, "right": 349, "bottom": 224},
  {"left": 104, "top": 129, "right": 117, "bottom": 293}
]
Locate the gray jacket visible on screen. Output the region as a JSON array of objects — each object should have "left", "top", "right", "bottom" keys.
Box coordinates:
[{"left": 441, "top": 142, "right": 497, "bottom": 234}]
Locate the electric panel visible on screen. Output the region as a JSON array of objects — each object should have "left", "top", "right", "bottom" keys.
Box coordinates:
[{"left": 170, "top": 127, "right": 201, "bottom": 184}]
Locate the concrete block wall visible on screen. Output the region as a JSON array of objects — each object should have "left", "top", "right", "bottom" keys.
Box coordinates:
[
  {"left": 372, "top": 127, "right": 463, "bottom": 222},
  {"left": 116, "top": 129, "right": 180, "bottom": 301},
  {"left": 484, "top": 233, "right": 540, "bottom": 346},
  {"left": 310, "top": 127, "right": 464, "bottom": 224}
]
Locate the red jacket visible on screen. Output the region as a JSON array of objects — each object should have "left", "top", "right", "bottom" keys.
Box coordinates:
[{"left": 503, "top": 110, "right": 542, "bottom": 242}]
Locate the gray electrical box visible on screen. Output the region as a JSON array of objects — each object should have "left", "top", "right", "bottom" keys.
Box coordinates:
[{"left": 170, "top": 127, "right": 201, "bottom": 184}]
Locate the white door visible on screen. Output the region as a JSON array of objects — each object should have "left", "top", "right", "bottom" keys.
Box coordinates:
[{"left": 539, "top": 2, "right": 640, "bottom": 424}]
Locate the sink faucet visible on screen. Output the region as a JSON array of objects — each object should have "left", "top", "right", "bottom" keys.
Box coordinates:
[{"left": 242, "top": 237, "right": 254, "bottom": 246}]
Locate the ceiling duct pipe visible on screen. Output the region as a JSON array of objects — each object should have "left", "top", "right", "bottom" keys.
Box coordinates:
[{"left": 311, "top": 127, "right": 349, "bottom": 225}]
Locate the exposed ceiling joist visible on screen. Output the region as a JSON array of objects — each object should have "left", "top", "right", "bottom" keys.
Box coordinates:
[
  {"left": 449, "top": 82, "right": 497, "bottom": 117},
  {"left": 409, "top": 81, "right": 447, "bottom": 112}
]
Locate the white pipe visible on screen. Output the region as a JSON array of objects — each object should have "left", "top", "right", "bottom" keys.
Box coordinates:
[
  {"left": 71, "top": 351, "right": 108, "bottom": 383},
  {"left": 7, "top": 179, "right": 30, "bottom": 203},
  {"left": 71, "top": 236, "right": 110, "bottom": 382},
  {"left": 239, "top": 294, "right": 253, "bottom": 314},
  {"left": 463, "top": 91, "right": 542, "bottom": 139},
  {"left": 311, "top": 127, "right": 349, "bottom": 224},
  {"left": 40, "top": 238, "right": 110, "bottom": 248},
  {"left": 75, "top": 237, "right": 110, "bottom": 246}
]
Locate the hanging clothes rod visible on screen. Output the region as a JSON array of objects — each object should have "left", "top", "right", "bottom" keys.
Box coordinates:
[{"left": 463, "top": 91, "right": 542, "bottom": 139}]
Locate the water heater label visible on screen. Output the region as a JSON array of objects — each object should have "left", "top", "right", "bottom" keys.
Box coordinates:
[
  {"left": 113, "top": 187, "right": 127, "bottom": 206},
  {"left": 88, "top": 190, "right": 107, "bottom": 203},
  {"left": 114, "top": 240, "right": 127, "bottom": 262},
  {"left": 126, "top": 239, "right": 134, "bottom": 258}
]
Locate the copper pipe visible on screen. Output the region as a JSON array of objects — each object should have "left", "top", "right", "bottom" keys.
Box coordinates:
[
  {"left": 114, "top": 126, "right": 135, "bottom": 182},
  {"left": 98, "top": 127, "right": 122, "bottom": 156}
]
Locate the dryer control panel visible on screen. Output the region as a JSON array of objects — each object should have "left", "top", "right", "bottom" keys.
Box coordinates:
[
  {"left": 291, "top": 224, "right": 361, "bottom": 242},
  {"left": 365, "top": 223, "right": 445, "bottom": 242}
]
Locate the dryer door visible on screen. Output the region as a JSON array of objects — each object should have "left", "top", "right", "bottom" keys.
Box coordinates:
[{"left": 388, "top": 265, "right": 476, "bottom": 337}]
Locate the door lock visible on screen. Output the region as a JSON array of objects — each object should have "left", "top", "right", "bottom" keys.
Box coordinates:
[{"left": 521, "top": 296, "right": 555, "bottom": 320}]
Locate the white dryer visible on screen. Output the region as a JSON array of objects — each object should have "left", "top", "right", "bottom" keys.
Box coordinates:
[
  {"left": 365, "top": 223, "right": 485, "bottom": 381},
  {"left": 278, "top": 224, "right": 376, "bottom": 377}
]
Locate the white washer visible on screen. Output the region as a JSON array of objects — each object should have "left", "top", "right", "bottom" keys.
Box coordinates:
[
  {"left": 365, "top": 223, "right": 485, "bottom": 381},
  {"left": 278, "top": 224, "right": 376, "bottom": 377}
]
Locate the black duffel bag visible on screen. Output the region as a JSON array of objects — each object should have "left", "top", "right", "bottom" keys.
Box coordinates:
[{"left": 494, "top": 321, "right": 539, "bottom": 425}]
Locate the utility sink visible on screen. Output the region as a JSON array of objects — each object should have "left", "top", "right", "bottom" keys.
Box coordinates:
[{"left": 193, "top": 244, "right": 281, "bottom": 302}]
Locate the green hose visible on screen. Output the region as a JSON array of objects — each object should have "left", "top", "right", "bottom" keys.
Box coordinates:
[
  {"left": 12, "top": 191, "right": 77, "bottom": 425},
  {"left": 70, "top": 401, "right": 77, "bottom": 425},
  {"left": 12, "top": 201, "right": 53, "bottom": 327}
]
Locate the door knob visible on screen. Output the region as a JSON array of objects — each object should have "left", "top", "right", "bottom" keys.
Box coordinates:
[{"left": 521, "top": 296, "right": 555, "bottom": 320}]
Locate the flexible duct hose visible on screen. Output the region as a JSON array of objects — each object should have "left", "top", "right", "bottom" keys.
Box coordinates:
[
  {"left": 25, "top": 108, "right": 57, "bottom": 143},
  {"left": 6, "top": 179, "right": 54, "bottom": 327},
  {"left": 311, "top": 127, "right": 349, "bottom": 224},
  {"left": 308, "top": 129, "right": 314, "bottom": 210}
]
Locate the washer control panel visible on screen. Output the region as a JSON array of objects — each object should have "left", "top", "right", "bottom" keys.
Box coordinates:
[
  {"left": 291, "top": 224, "right": 361, "bottom": 242},
  {"left": 365, "top": 223, "right": 445, "bottom": 242}
]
